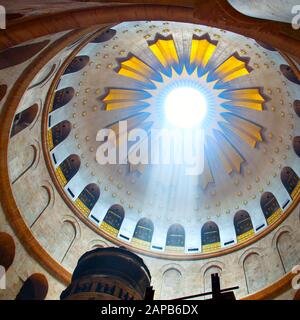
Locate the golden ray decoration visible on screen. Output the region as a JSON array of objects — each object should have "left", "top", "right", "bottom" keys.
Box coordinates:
[
  {"left": 99, "top": 33, "right": 267, "bottom": 181},
  {"left": 220, "top": 88, "right": 266, "bottom": 111},
  {"left": 115, "top": 54, "right": 161, "bottom": 85},
  {"left": 148, "top": 34, "right": 179, "bottom": 72},
  {"left": 189, "top": 33, "right": 218, "bottom": 72},
  {"left": 208, "top": 53, "right": 252, "bottom": 84},
  {"left": 106, "top": 112, "right": 150, "bottom": 147},
  {"left": 213, "top": 129, "right": 245, "bottom": 174},
  {"left": 102, "top": 88, "right": 150, "bottom": 111},
  {"left": 220, "top": 113, "right": 263, "bottom": 148},
  {"left": 199, "top": 152, "right": 214, "bottom": 190}
]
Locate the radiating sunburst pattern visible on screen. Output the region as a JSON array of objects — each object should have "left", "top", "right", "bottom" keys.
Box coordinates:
[{"left": 100, "top": 33, "right": 267, "bottom": 187}]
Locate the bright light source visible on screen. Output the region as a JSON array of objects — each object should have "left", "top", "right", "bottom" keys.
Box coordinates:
[{"left": 164, "top": 87, "right": 207, "bottom": 128}]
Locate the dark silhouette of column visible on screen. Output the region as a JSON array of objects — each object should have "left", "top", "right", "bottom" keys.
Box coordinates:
[{"left": 60, "top": 247, "right": 152, "bottom": 300}]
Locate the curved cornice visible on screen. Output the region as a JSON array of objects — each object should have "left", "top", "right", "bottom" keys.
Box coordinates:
[{"left": 0, "top": 1, "right": 299, "bottom": 62}]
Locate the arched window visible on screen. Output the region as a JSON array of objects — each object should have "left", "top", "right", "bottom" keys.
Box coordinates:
[
  {"left": 100, "top": 204, "right": 125, "bottom": 236},
  {"left": 234, "top": 210, "right": 254, "bottom": 243},
  {"left": 243, "top": 253, "right": 267, "bottom": 294},
  {"left": 0, "top": 232, "right": 15, "bottom": 270},
  {"left": 51, "top": 87, "right": 74, "bottom": 111},
  {"left": 293, "top": 136, "right": 300, "bottom": 157},
  {"left": 28, "top": 63, "right": 56, "bottom": 90},
  {"left": 48, "top": 120, "right": 71, "bottom": 150},
  {"left": 89, "top": 240, "right": 107, "bottom": 250},
  {"left": 75, "top": 183, "right": 100, "bottom": 217},
  {"left": 256, "top": 41, "right": 276, "bottom": 51},
  {"left": 10, "top": 104, "right": 38, "bottom": 137},
  {"left": 52, "top": 221, "right": 77, "bottom": 263},
  {"left": 56, "top": 154, "right": 80, "bottom": 187},
  {"left": 276, "top": 231, "right": 298, "bottom": 273},
  {"left": 91, "top": 29, "right": 116, "bottom": 43},
  {"left": 10, "top": 144, "right": 37, "bottom": 184},
  {"left": 293, "top": 100, "right": 300, "bottom": 117},
  {"left": 260, "top": 192, "right": 282, "bottom": 225},
  {"left": 15, "top": 273, "right": 48, "bottom": 300},
  {"left": 131, "top": 218, "right": 154, "bottom": 248},
  {"left": 27, "top": 186, "right": 51, "bottom": 228},
  {"left": 203, "top": 266, "right": 222, "bottom": 299},
  {"left": 63, "top": 55, "right": 89, "bottom": 75},
  {"left": 281, "top": 167, "right": 300, "bottom": 199},
  {"left": 165, "top": 224, "right": 185, "bottom": 252},
  {"left": 280, "top": 64, "right": 300, "bottom": 85},
  {"left": 0, "top": 40, "right": 49, "bottom": 70},
  {"left": 201, "top": 221, "right": 221, "bottom": 253},
  {"left": 160, "top": 268, "right": 182, "bottom": 299}
]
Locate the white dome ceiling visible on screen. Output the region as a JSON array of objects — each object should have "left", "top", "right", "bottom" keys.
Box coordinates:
[{"left": 44, "top": 21, "right": 300, "bottom": 258}]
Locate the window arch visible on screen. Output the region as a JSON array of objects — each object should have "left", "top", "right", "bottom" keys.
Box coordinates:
[
  {"left": 89, "top": 239, "right": 108, "bottom": 250},
  {"left": 91, "top": 29, "right": 117, "bottom": 43},
  {"left": 48, "top": 120, "right": 71, "bottom": 150},
  {"left": 293, "top": 100, "right": 300, "bottom": 117},
  {"left": 281, "top": 167, "right": 300, "bottom": 199},
  {"left": 293, "top": 136, "right": 300, "bottom": 157},
  {"left": 51, "top": 87, "right": 74, "bottom": 112},
  {"left": 10, "top": 144, "right": 38, "bottom": 184},
  {"left": 28, "top": 63, "right": 56, "bottom": 90},
  {"left": 160, "top": 268, "right": 182, "bottom": 299},
  {"left": 201, "top": 221, "right": 221, "bottom": 253},
  {"left": 280, "top": 64, "right": 300, "bottom": 85},
  {"left": 234, "top": 210, "right": 254, "bottom": 243},
  {"left": 75, "top": 183, "right": 100, "bottom": 217},
  {"left": 256, "top": 41, "right": 276, "bottom": 51},
  {"left": 203, "top": 265, "right": 222, "bottom": 299},
  {"left": 260, "top": 192, "right": 282, "bottom": 225},
  {"left": 10, "top": 104, "right": 38, "bottom": 137},
  {"left": 276, "top": 231, "right": 298, "bottom": 273},
  {"left": 63, "top": 55, "right": 90, "bottom": 75},
  {"left": 131, "top": 218, "right": 154, "bottom": 249},
  {"left": 100, "top": 204, "right": 125, "bottom": 237},
  {"left": 243, "top": 253, "right": 267, "bottom": 294},
  {"left": 56, "top": 154, "right": 81, "bottom": 187},
  {"left": 15, "top": 273, "right": 48, "bottom": 300},
  {"left": 165, "top": 224, "right": 185, "bottom": 252},
  {"left": 0, "top": 40, "right": 50, "bottom": 70},
  {"left": 29, "top": 185, "right": 52, "bottom": 228},
  {"left": 52, "top": 220, "right": 77, "bottom": 263}
]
